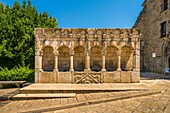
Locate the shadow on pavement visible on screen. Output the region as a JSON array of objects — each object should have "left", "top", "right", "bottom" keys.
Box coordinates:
[{"left": 140, "top": 72, "right": 170, "bottom": 80}]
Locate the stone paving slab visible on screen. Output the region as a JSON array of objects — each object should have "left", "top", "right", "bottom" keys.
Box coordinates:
[
  {"left": 0, "top": 79, "right": 170, "bottom": 113},
  {"left": 0, "top": 88, "right": 19, "bottom": 96},
  {"left": 0, "top": 88, "right": 19, "bottom": 101}
]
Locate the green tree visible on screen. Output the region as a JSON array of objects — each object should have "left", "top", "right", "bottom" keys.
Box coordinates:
[{"left": 0, "top": 0, "right": 57, "bottom": 70}]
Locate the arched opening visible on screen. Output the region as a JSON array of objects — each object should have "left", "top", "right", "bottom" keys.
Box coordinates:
[
  {"left": 90, "top": 46, "right": 102, "bottom": 72},
  {"left": 106, "top": 46, "right": 118, "bottom": 71},
  {"left": 73, "top": 46, "right": 85, "bottom": 71},
  {"left": 42, "top": 46, "right": 54, "bottom": 72},
  {"left": 58, "top": 46, "right": 70, "bottom": 72},
  {"left": 121, "top": 45, "right": 133, "bottom": 71}
]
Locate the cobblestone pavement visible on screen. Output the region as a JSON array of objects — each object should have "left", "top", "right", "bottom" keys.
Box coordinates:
[{"left": 0, "top": 79, "right": 170, "bottom": 113}]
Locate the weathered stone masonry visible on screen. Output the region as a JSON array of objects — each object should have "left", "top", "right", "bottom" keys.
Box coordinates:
[
  {"left": 34, "top": 28, "right": 141, "bottom": 83},
  {"left": 134, "top": 0, "right": 170, "bottom": 73}
]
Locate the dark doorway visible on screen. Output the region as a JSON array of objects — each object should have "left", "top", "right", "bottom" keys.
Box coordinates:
[{"left": 169, "top": 57, "right": 170, "bottom": 68}]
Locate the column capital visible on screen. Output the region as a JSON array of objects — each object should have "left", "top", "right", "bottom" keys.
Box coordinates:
[
  {"left": 117, "top": 50, "right": 122, "bottom": 56},
  {"left": 85, "top": 50, "right": 91, "bottom": 56},
  {"left": 53, "top": 50, "right": 59, "bottom": 56},
  {"left": 39, "top": 51, "right": 43, "bottom": 56},
  {"left": 35, "top": 49, "right": 39, "bottom": 56},
  {"left": 101, "top": 48, "right": 106, "bottom": 56},
  {"left": 35, "top": 49, "right": 43, "bottom": 56},
  {"left": 70, "top": 51, "right": 74, "bottom": 56},
  {"left": 131, "top": 50, "right": 135, "bottom": 55}
]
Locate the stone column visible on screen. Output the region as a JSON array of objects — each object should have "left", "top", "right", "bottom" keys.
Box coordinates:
[
  {"left": 53, "top": 50, "right": 59, "bottom": 72},
  {"left": 134, "top": 50, "right": 140, "bottom": 71},
  {"left": 133, "top": 40, "right": 140, "bottom": 71},
  {"left": 39, "top": 52, "right": 43, "bottom": 70},
  {"left": 85, "top": 50, "right": 91, "bottom": 71},
  {"left": 35, "top": 50, "right": 43, "bottom": 83},
  {"left": 70, "top": 51, "right": 74, "bottom": 72},
  {"left": 102, "top": 51, "right": 106, "bottom": 72},
  {"left": 117, "top": 50, "right": 122, "bottom": 71},
  {"left": 131, "top": 50, "right": 134, "bottom": 70},
  {"left": 53, "top": 50, "right": 59, "bottom": 83}
]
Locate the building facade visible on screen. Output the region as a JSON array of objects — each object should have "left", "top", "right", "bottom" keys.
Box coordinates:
[
  {"left": 134, "top": 0, "right": 170, "bottom": 73},
  {"left": 34, "top": 28, "right": 141, "bottom": 83}
]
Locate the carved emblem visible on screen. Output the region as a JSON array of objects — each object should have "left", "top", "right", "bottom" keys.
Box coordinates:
[{"left": 74, "top": 73, "right": 101, "bottom": 84}]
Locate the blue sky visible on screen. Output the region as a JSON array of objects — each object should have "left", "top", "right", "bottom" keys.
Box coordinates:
[{"left": 1, "top": 0, "right": 144, "bottom": 28}]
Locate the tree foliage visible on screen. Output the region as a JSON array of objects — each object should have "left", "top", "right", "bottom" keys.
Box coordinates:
[
  {"left": 0, "top": 65, "right": 34, "bottom": 82},
  {"left": 0, "top": 0, "right": 57, "bottom": 69}
]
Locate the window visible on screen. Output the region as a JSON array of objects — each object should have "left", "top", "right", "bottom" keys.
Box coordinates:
[
  {"left": 161, "top": 21, "right": 167, "bottom": 38},
  {"left": 161, "top": 0, "right": 168, "bottom": 11}
]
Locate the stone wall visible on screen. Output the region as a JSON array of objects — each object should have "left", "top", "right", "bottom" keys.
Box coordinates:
[
  {"left": 134, "top": 0, "right": 170, "bottom": 73},
  {"left": 106, "top": 46, "right": 118, "bottom": 71},
  {"left": 34, "top": 28, "right": 141, "bottom": 83},
  {"left": 42, "top": 46, "right": 54, "bottom": 71}
]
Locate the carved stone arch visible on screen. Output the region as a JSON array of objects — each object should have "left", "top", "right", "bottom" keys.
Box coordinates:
[
  {"left": 105, "top": 29, "right": 111, "bottom": 35},
  {"left": 62, "top": 29, "right": 70, "bottom": 38},
  {"left": 132, "top": 29, "right": 139, "bottom": 35},
  {"left": 35, "top": 28, "right": 43, "bottom": 37},
  {"left": 121, "top": 45, "right": 133, "bottom": 71},
  {"left": 58, "top": 45, "right": 70, "bottom": 72},
  {"left": 96, "top": 29, "right": 103, "bottom": 35},
  {"left": 73, "top": 42, "right": 85, "bottom": 49},
  {"left": 87, "top": 29, "right": 95, "bottom": 35},
  {"left": 57, "top": 44, "right": 70, "bottom": 51},
  {"left": 55, "top": 29, "right": 61, "bottom": 35},
  {"left": 42, "top": 46, "right": 55, "bottom": 72},
  {"left": 44, "top": 29, "right": 55, "bottom": 37},
  {"left": 124, "top": 29, "right": 130, "bottom": 35},
  {"left": 114, "top": 29, "right": 120, "bottom": 35},
  {"left": 41, "top": 45, "right": 54, "bottom": 51},
  {"left": 73, "top": 45, "right": 85, "bottom": 71},
  {"left": 106, "top": 44, "right": 119, "bottom": 50},
  {"left": 90, "top": 46, "right": 102, "bottom": 72},
  {"left": 110, "top": 29, "right": 114, "bottom": 34},
  {"left": 80, "top": 29, "right": 87, "bottom": 35},
  {"left": 72, "top": 29, "right": 78, "bottom": 35},
  {"left": 121, "top": 44, "right": 134, "bottom": 50}
]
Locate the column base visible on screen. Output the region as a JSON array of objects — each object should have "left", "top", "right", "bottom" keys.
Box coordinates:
[
  {"left": 69, "top": 69, "right": 74, "bottom": 72},
  {"left": 53, "top": 69, "right": 59, "bottom": 72},
  {"left": 39, "top": 69, "right": 43, "bottom": 72},
  {"left": 117, "top": 68, "right": 121, "bottom": 72},
  {"left": 133, "top": 68, "right": 140, "bottom": 71},
  {"left": 102, "top": 69, "right": 106, "bottom": 72},
  {"left": 84, "top": 69, "right": 91, "bottom": 72}
]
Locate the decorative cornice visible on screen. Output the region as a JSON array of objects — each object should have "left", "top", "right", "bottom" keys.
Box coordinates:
[{"left": 34, "top": 28, "right": 140, "bottom": 39}]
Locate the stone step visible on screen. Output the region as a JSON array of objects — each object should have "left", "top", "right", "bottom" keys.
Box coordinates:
[
  {"left": 18, "top": 90, "right": 161, "bottom": 113},
  {"left": 19, "top": 83, "right": 150, "bottom": 94},
  {"left": 12, "top": 93, "right": 76, "bottom": 100}
]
